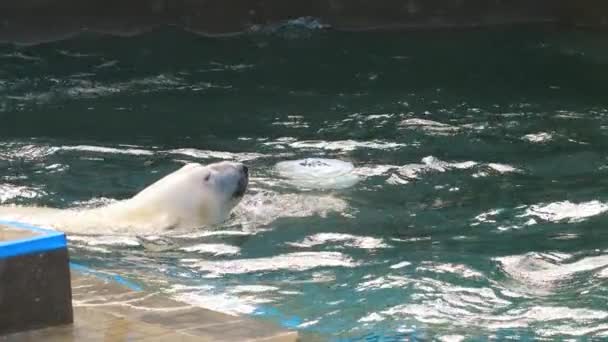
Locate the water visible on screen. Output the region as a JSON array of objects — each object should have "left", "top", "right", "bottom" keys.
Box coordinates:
[{"left": 2, "top": 25, "right": 608, "bottom": 340}]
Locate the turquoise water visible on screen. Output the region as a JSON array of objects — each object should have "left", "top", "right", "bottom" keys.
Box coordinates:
[{"left": 3, "top": 26, "right": 608, "bottom": 340}]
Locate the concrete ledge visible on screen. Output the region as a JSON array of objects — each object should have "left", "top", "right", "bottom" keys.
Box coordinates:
[
  {"left": 0, "top": 220, "right": 298, "bottom": 340},
  {"left": 2, "top": 268, "right": 299, "bottom": 341},
  {"left": 0, "top": 221, "right": 73, "bottom": 335}
]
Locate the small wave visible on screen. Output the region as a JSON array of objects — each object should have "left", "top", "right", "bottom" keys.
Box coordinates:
[
  {"left": 0, "top": 144, "right": 60, "bottom": 161},
  {"left": 387, "top": 156, "right": 479, "bottom": 183},
  {"left": 291, "top": 140, "right": 405, "bottom": 151},
  {"left": 522, "top": 132, "right": 554, "bottom": 143},
  {"left": 130, "top": 74, "right": 184, "bottom": 87},
  {"left": 400, "top": 118, "right": 460, "bottom": 136},
  {"left": 94, "top": 60, "right": 119, "bottom": 69},
  {"left": 248, "top": 16, "right": 330, "bottom": 34},
  {"left": 472, "top": 209, "right": 504, "bottom": 224},
  {"left": 265, "top": 138, "right": 405, "bottom": 152},
  {"left": 180, "top": 243, "right": 240, "bottom": 256},
  {"left": 358, "top": 313, "right": 385, "bottom": 323},
  {"left": 352, "top": 164, "right": 400, "bottom": 177},
  {"left": 173, "top": 230, "right": 256, "bottom": 239},
  {"left": 470, "top": 201, "right": 608, "bottom": 232},
  {"left": 168, "top": 148, "right": 264, "bottom": 162},
  {"left": 438, "top": 335, "right": 466, "bottom": 342},
  {"left": 416, "top": 262, "right": 484, "bottom": 279},
  {"left": 287, "top": 233, "right": 390, "bottom": 250},
  {"left": 228, "top": 285, "right": 279, "bottom": 294},
  {"left": 64, "top": 84, "right": 123, "bottom": 98},
  {"left": 0, "top": 184, "right": 46, "bottom": 203},
  {"left": 496, "top": 252, "right": 608, "bottom": 290},
  {"left": 67, "top": 235, "right": 141, "bottom": 247},
  {"left": 378, "top": 279, "right": 512, "bottom": 327},
  {"left": 234, "top": 191, "right": 350, "bottom": 227},
  {"left": 356, "top": 275, "right": 411, "bottom": 292},
  {"left": 57, "top": 50, "right": 98, "bottom": 58},
  {"left": 1, "top": 52, "right": 42, "bottom": 62},
  {"left": 271, "top": 115, "right": 310, "bottom": 128},
  {"left": 181, "top": 251, "right": 358, "bottom": 276},
  {"left": 170, "top": 289, "right": 259, "bottom": 316},
  {"left": 390, "top": 261, "right": 412, "bottom": 269},
  {"left": 203, "top": 62, "right": 255, "bottom": 72},
  {"left": 60, "top": 145, "right": 154, "bottom": 156},
  {"left": 487, "top": 163, "right": 519, "bottom": 173},
  {"left": 44, "top": 163, "right": 69, "bottom": 173},
  {"left": 523, "top": 200, "right": 608, "bottom": 223}
]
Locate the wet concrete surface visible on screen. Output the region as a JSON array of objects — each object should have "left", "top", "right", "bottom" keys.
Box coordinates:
[{"left": 1, "top": 270, "right": 298, "bottom": 341}]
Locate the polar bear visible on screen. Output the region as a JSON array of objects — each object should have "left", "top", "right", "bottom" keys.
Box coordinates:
[{"left": 0, "top": 161, "right": 249, "bottom": 235}]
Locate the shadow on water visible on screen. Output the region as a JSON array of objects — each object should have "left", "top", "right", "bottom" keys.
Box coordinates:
[{"left": 1, "top": 27, "right": 608, "bottom": 142}]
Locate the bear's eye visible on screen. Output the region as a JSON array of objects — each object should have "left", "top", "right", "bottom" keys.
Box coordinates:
[{"left": 204, "top": 173, "right": 211, "bottom": 182}]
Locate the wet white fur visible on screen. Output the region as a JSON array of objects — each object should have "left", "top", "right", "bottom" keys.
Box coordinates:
[{"left": 0, "top": 162, "right": 247, "bottom": 235}]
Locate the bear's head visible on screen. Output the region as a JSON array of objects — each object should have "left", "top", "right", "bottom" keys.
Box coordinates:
[{"left": 129, "top": 161, "right": 249, "bottom": 229}]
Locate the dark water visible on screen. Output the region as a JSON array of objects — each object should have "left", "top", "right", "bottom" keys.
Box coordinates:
[{"left": 3, "top": 25, "right": 608, "bottom": 340}]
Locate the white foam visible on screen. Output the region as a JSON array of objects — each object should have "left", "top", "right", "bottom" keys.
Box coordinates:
[
  {"left": 0, "top": 184, "right": 45, "bottom": 203},
  {"left": 390, "top": 261, "right": 412, "bottom": 269},
  {"left": 68, "top": 235, "right": 141, "bottom": 247},
  {"left": 173, "top": 230, "right": 256, "bottom": 239},
  {"left": 358, "top": 312, "right": 385, "bottom": 323},
  {"left": 45, "top": 163, "right": 68, "bottom": 172},
  {"left": 1, "top": 52, "right": 42, "bottom": 61},
  {"left": 60, "top": 145, "right": 153, "bottom": 156},
  {"left": 438, "top": 335, "right": 466, "bottom": 342},
  {"left": 352, "top": 164, "right": 400, "bottom": 177},
  {"left": 270, "top": 139, "right": 405, "bottom": 152},
  {"left": 233, "top": 191, "right": 350, "bottom": 227},
  {"left": 400, "top": 118, "right": 460, "bottom": 135},
  {"left": 356, "top": 275, "right": 411, "bottom": 291},
  {"left": 228, "top": 285, "right": 279, "bottom": 293},
  {"left": 523, "top": 200, "right": 608, "bottom": 223},
  {"left": 287, "top": 233, "right": 390, "bottom": 249},
  {"left": 271, "top": 115, "right": 310, "bottom": 128},
  {"left": 389, "top": 156, "right": 478, "bottom": 182},
  {"left": 472, "top": 209, "right": 504, "bottom": 224},
  {"left": 523, "top": 132, "right": 554, "bottom": 143},
  {"left": 181, "top": 252, "right": 358, "bottom": 276},
  {"left": 165, "top": 284, "right": 216, "bottom": 293},
  {"left": 297, "top": 320, "right": 320, "bottom": 328},
  {"left": 171, "top": 291, "right": 257, "bottom": 316},
  {"left": 496, "top": 252, "right": 608, "bottom": 289},
  {"left": 416, "top": 262, "right": 484, "bottom": 279},
  {"left": 0, "top": 144, "right": 59, "bottom": 161},
  {"left": 487, "top": 163, "right": 519, "bottom": 173},
  {"left": 94, "top": 60, "right": 118, "bottom": 69},
  {"left": 180, "top": 243, "right": 240, "bottom": 256},
  {"left": 168, "top": 148, "right": 264, "bottom": 162}
]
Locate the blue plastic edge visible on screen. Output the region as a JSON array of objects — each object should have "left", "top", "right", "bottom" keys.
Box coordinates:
[
  {"left": 69, "top": 262, "right": 143, "bottom": 292},
  {"left": 0, "top": 219, "right": 67, "bottom": 259}
]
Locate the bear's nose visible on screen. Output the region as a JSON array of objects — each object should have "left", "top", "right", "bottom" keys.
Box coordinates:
[{"left": 242, "top": 165, "right": 249, "bottom": 176}]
